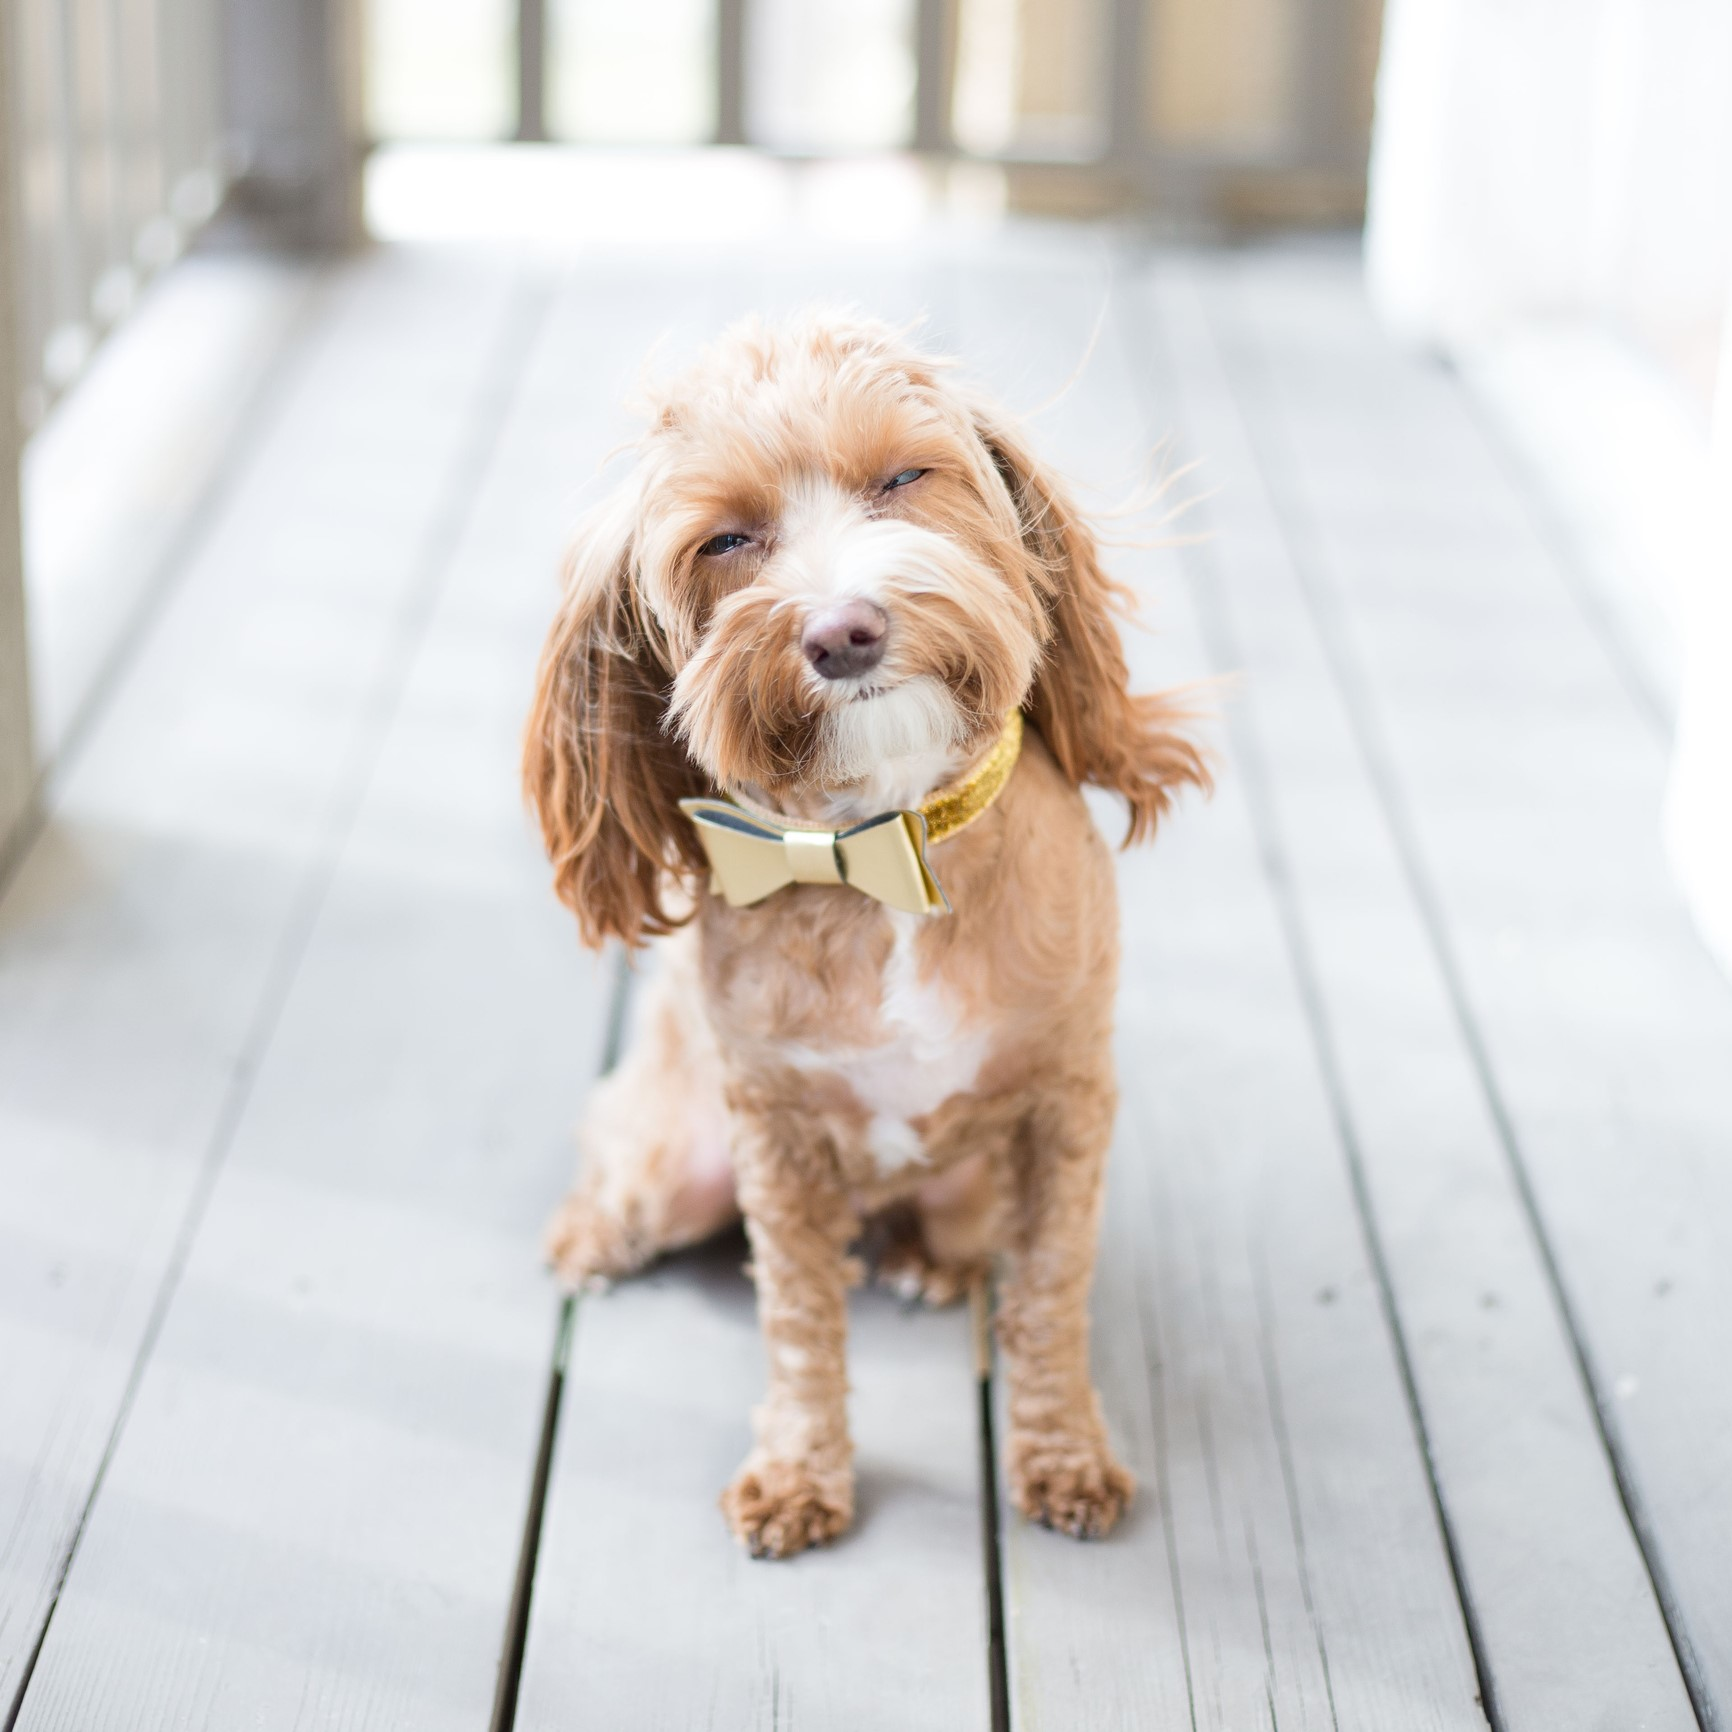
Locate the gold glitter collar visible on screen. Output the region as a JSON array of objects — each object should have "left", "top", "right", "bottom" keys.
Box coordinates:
[
  {"left": 915, "top": 707, "right": 1023, "bottom": 844},
  {"left": 677, "top": 711, "right": 1023, "bottom": 917},
  {"left": 724, "top": 708, "right": 1022, "bottom": 846}
]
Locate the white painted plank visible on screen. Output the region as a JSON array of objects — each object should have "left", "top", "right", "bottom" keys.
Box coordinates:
[
  {"left": 1212, "top": 245, "right": 1732, "bottom": 1723},
  {"left": 956, "top": 249, "right": 1490, "bottom": 1731},
  {"left": 21, "top": 254, "right": 318, "bottom": 760},
  {"left": 519, "top": 1244, "right": 990, "bottom": 1731},
  {"left": 1135, "top": 253, "right": 1699, "bottom": 1732},
  {"left": 5, "top": 269, "right": 703, "bottom": 1729},
  {"left": 516, "top": 255, "right": 994, "bottom": 1731},
  {"left": 1002, "top": 707, "right": 1492, "bottom": 1732},
  {"left": 0, "top": 252, "right": 531, "bottom": 1711}
]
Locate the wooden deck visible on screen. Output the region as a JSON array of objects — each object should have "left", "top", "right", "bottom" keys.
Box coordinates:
[{"left": 2, "top": 229, "right": 1729, "bottom": 1732}]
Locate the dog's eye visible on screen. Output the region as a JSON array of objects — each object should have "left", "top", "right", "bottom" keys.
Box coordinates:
[
  {"left": 882, "top": 468, "right": 925, "bottom": 491},
  {"left": 697, "top": 532, "right": 751, "bottom": 557}
]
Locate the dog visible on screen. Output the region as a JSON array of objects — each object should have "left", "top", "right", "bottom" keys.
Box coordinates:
[{"left": 523, "top": 310, "right": 1208, "bottom": 1559}]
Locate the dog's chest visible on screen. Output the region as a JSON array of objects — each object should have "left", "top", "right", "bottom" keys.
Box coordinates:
[{"left": 782, "top": 913, "right": 990, "bottom": 1175}]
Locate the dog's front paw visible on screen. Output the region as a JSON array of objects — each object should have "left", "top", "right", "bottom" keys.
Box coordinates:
[
  {"left": 543, "top": 1188, "right": 649, "bottom": 1291},
  {"left": 1008, "top": 1433, "right": 1133, "bottom": 1540},
  {"left": 721, "top": 1455, "right": 854, "bottom": 1560}
]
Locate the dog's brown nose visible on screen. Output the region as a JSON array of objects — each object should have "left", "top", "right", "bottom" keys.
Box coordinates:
[{"left": 802, "top": 600, "right": 888, "bottom": 680}]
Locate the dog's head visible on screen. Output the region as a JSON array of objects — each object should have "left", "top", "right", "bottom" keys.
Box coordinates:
[{"left": 525, "top": 310, "right": 1207, "bottom": 947}]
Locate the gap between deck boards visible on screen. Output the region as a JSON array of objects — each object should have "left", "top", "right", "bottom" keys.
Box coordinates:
[
  {"left": 486, "top": 953, "right": 1016, "bottom": 1732},
  {"left": 488, "top": 954, "right": 628, "bottom": 1732},
  {"left": 1116, "top": 281, "right": 1501, "bottom": 1729},
  {"left": 1116, "top": 246, "right": 1713, "bottom": 1732}
]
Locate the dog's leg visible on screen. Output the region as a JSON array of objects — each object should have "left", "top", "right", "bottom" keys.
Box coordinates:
[
  {"left": 871, "top": 1152, "right": 1000, "bottom": 1307},
  {"left": 997, "top": 1080, "right": 1132, "bottom": 1539},
  {"left": 545, "top": 933, "right": 737, "bottom": 1288},
  {"left": 721, "top": 1125, "right": 858, "bottom": 1559}
]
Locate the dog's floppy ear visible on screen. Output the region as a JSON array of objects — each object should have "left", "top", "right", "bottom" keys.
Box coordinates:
[
  {"left": 975, "top": 406, "right": 1210, "bottom": 842},
  {"left": 523, "top": 486, "right": 707, "bottom": 948}
]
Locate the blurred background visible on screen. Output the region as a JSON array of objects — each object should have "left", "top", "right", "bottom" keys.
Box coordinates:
[
  {"left": 3, "top": 5, "right": 1732, "bottom": 1730},
  {"left": 2, "top": 0, "right": 1728, "bottom": 955}
]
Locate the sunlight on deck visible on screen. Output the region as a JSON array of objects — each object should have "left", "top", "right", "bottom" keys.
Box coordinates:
[{"left": 365, "top": 144, "right": 1009, "bottom": 249}]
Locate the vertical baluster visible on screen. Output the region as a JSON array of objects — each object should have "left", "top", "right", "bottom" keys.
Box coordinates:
[
  {"left": 46, "top": 0, "right": 89, "bottom": 392},
  {"left": 123, "top": 0, "right": 168, "bottom": 270},
  {"left": 190, "top": 0, "right": 222, "bottom": 196},
  {"left": 95, "top": 0, "right": 135, "bottom": 328},
  {"left": 1105, "top": 0, "right": 1147, "bottom": 180},
  {"left": 518, "top": 0, "right": 547, "bottom": 140},
  {"left": 913, "top": 0, "right": 954, "bottom": 153},
  {"left": 0, "top": 0, "right": 36, "bottom": 837},
  {"left": 10, "top": 0, "right": 51, "bottom": 421},
  {"left": 155, "top": 0, "right": 184, "bottom": 233},
  {"left": 715, "top": 0, "right": 746, "bottom": 144},
  {"left": 72, "top": 0, "right": 110, "bottom": 330},
  {"left": 1293, "top": 0, "right": 1354, "bottom": 172}
]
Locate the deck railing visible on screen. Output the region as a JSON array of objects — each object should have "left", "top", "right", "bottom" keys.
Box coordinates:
[
  {"left": 6, "top": 0, "right": 229, "bottom": 429},
  {"left": 1, "top": 0, "right": 1380, "bottom": 852},
  {"left": 7, "top": 0, "right": 1381, "bottom": 431},
  {"left": 501, "top": 0, "right": 1379, "bottom": 218}
]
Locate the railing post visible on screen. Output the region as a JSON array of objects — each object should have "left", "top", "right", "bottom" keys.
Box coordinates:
[
  {"left": 715, "top": 0, "right": 747, "bottom": 146},
  {"left": 516, "top": 0, "right": 547, "bottom": 142},
  {"left": 912, "top": 0, "right": 955, "bottom": 154},
  {"left": 224, "top": 0, "right": 364, "bottom": 249},
  {"left": 1294, "top": 0, "right": 1362, "bottom": 172},
  {"left": 1104, "top": 0, "right": 1148, "bottom": 178},
  {"left": 0, "top": 3, "right": 38, "bottom": 846}
]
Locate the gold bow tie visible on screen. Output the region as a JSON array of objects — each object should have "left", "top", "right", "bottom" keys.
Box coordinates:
[{"left": 679, "top": 710, "right": 1023, "bottom": 917}]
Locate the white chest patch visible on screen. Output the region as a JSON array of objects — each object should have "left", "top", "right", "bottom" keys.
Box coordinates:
[{"left": 783, "top": 913, "right": 990, "bottom": 1175}]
